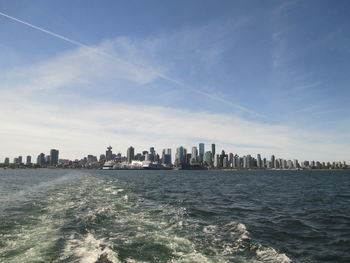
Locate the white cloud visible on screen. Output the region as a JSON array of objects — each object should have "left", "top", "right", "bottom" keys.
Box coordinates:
[
  {"left": 0, "top": 27, "right": 349, "bottom": 163},
  {"left": 0, "top": 93, "right": 348, "bottom": 162}
]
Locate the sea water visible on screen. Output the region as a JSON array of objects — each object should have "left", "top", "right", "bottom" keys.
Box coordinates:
[{"left": 0, "top": 169, "right": 349, "bottom": 263}]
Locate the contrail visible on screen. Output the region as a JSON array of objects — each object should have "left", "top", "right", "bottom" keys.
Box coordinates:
[
  {"left": 0, "top": 11, "right": 263, "bottom": 117},
  {"left": 0, "top": 11, "right": 87, "bottom": 48}
]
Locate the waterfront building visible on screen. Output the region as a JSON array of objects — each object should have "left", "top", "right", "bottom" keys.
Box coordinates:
[
  {"left": 282, "top": 159, "right": 287, "bottom": 169},
  {"left": 186, "top": 153, "right": 191, "bottom": 165},
  {"left": 293, "top": 159, "right": 299, "bottom": 169},
  {"left": 134, "top": 153, "right": 143, "bottom": 161},
  {"left": 223, "top": 157, "right": 228, "bottom": 168},
  {"left": 50, "top": 149, "right": 59, "bottom": 165},
  {"left": 127, "top": 146, "right": 135, "bottom": 163},
  {"left": 232, "top": 154, "right": 239, "bottom": 168},
  {"left": 106, "top": 146, "right": 113, "bottom": 161},
  {"left": 4, "top": 157, "right": 9, "bottom": 165},
  {"left": 203, "top": 151, "right": 213, "bottom": 167},
  {"left": 87, "top": 155, "right": 97, "bottom": 163},
  {"left": 190, "top": 146, "right": 198, "bottom": 164},
  {"left": 149, "top": 147, "right": 155, "bottom": 162},
  {"left": 162, "top": 148, "right": 172, "bottom": 165},
  {"left": 257, "top": 154, "right": 262, "bottom": 168},
  {"left": 228, "top": 153, "right": 233, "bottom": 165},
  {"left": 271, "top": 155, "right": 275, "bottom": 168},
  {"left": 243, "top": 155, "right": 252, "bottom": 168},
  {"left": 37, "top": 153, "right": 46, "bottom": 166},
  {"left": 99, "top": 154, "right": 106, "bottom": 162},
  {"left": 175, "top": 146, "right": 186, "bottom": 166},
  {"left": 26, "top": 156, "right": 31, "bottom": 166},
  {"left": 198, "top": 143, "right": 205, "bottom": 163},
  {"left": 199, "top": 143, "right": 205, "bottom": 155},
  {"left": 219, "top": 150, "right": 227, "bottom": 167},
  {"left": 13, "top": 157, "right": 18, "bottom": 164},
  {"left": 145, "top": 153, "right": 152, "bottom": 162},
  {"left": 155, "top": 153, "right": 160, "bottom": 163},
  {"left": 214, "top": 154, "right": 221, "bottom": 168},
  {"left": 211, "top": 144, "right": 216, "bottom": 157},
  {"left": 18, "top": 156, "right": 23, "bottom": 164},
  {"left": 274, "top": 159, "right": 279, "bottom": 169},
  {"left": 46, "top": 155, "right": 51, "bottom": 165}
]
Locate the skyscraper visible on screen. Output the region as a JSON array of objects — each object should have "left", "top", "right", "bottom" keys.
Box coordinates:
[
  {"left": 26, "top": 155, "right": 31, "bottom": 166},
  {"left": 271, "top": 155, "right": 275, "bottom": 168},
  {"left": 190, "top": 146, "right": 198, "bottom": 164},
  {"left": 204, "top": 151, "right": 213, "bottom": 167},
  {"left": 4, "top": 157, "right": 9, "bottom": 165},
  {"left": 162, "top": 148, "right": 172, "bottom": 165},
  {"left": 211, "top": 143, "right": 216, "bottom": 156},
  {"left": 199, "top": 143, "right": 205, "bottom": 155},
  {"left": 149, "top": 147, "right": 155, "bottom": 162},
  {"left": 175, "top": 146, "right": 186, "bottom": 166},
  {"left": 50, "top": 149, "right": 59, "bottom": 165},
  {"left": 37, "top": 153, "right": 46, "bottom": 166},
  {"left": 127, "top": 146, "right": 135, "bottom": 163},
  {"left": 106, "top": 146, "right": 113, "bottom": 161},
  {"left": 257, "top": 154, "right": 262, "bottom": 168}
]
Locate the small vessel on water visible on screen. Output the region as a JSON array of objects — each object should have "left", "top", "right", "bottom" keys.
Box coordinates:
[{"left": 102, "top": 160, "right": 115, "bottom": 170}]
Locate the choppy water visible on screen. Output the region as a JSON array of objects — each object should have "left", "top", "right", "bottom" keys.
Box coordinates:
[{"left": 0, "top": 169, "right": 349, "bottom": 263}]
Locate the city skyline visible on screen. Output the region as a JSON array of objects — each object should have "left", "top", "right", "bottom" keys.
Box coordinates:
[
  {"left": 1, "top": 143, "right": 347, "bottom": 170},
  {"left": 0, "top": 1, "right": 350, "bottom": 162}
]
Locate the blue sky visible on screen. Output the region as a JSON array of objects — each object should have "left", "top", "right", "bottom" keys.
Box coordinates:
[{"left": 0, "top": 0, "right": 349, "bottom": 162}]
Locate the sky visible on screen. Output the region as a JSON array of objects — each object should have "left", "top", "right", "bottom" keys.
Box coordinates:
[{"left": 0, "top": 0, "right": 349, "bottom": 162}]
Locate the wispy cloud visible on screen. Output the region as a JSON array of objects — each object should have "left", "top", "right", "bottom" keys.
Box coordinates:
[
  {"left": 0, "top": 11, "right": 259, "bottom": 117},
  {"left": 293, "top": 81, "right": 323, "bottom": 91},
  {"left": 1, "top": 9, "right": 349, "bottom": 162},
  {"left": 0, "top": 92, "right": 348, "bottom": 162}
]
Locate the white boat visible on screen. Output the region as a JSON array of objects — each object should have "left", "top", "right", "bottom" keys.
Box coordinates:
[{"left": 102, "top": 160, "right": 115, "bottom": 170}]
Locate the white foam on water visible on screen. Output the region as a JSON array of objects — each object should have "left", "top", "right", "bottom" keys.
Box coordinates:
[
  {"left": 111, "top": 189, "right": 125, "bottom": 195},
  {"left": 0, "top": 202, "right": 67, "bottom": 263},
  {"left": 59, "top": 233, "right": 120, "bottom": 263},
  {"left": 255, "top": 246, "right": 292, "bottom": 263},
  {"left": 203, "top": 225, "right": 218, "bottom": 234}
]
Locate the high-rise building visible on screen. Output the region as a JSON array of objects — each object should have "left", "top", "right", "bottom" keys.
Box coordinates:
[
  {"left": 271, "top": 155, "right": 275, "bottom": 168},
  {"left": 175, "top": 146, "right": 186, "bottom": 166},
  {"left": 199, "top": 143, "right": 205, "bottom": 156},
  {"left": 149, "top": 147, "right": 155, "bottom": 162},
  {"left": 99, "top": 154, "right": 106, "bottom": 162},
  {"left": 214, "top": 154, "right": 221, "bottom": 168},
  {"left": 228, "top": 153, "right": 233, "bottom": 164},
  {"left": 204, "top": 151, "right": 213, "bottom": 167},
  {"left": 162, "top": 148, "right": 172, "bottom": 165},
  {"left": 37, "top": 153, "right": 46, "bottom": 166},
  {"left": 4, "top": 157, "right": 10, "bottom": 165},
  {"left": 50, "top": 149, "right": 59, "bottom": 165},
  {"left": 293, "top": 159, "right": 299, "bottom": 169},
  {"left": 106, "top": 146, "right": 113, "bottom": 161},
  {"left": 18, "top": 156, "right": 23, "bottom": 164},
  {"left": 219, "top": 150, "right": 227, "bottom": 167},
  {"left": 26, "top": 156, "right": 32, "bottom": 165},
  {"left": 257, "top": 154, "right": 262, "bottom": 168},
  {"left": 243, "top": 155, "right": 252, "bottom": 168},
  {"left": 190, "top": 146, "right": 198, "bottom": 164},
  {"left": 127, "top": 146, "right": 135, "bottom": 163},
  {"left": 211, "top": 144, "right": 216, "bottom": 157},
  {"left": 46, "top": 155, "right": 51, "bottom": 164}
]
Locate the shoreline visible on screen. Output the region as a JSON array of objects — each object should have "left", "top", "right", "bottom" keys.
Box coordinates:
[{"left": 1, "top": 167, "right": 349, "bottom": 171}]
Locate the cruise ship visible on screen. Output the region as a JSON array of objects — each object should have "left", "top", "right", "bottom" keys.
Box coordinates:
[{"left": 102, "top": 160, "right": 115, "bottom": 170}]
